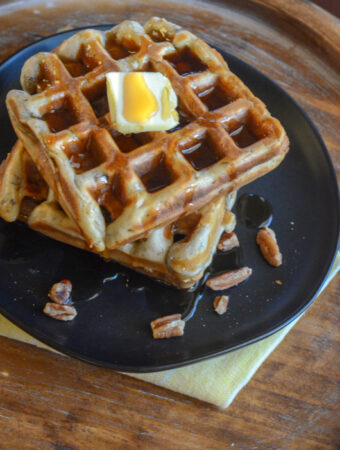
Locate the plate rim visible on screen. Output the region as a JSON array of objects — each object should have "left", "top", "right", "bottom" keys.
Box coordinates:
[{"left": 0, "top": 25, "right": 339, "bottom": 373}]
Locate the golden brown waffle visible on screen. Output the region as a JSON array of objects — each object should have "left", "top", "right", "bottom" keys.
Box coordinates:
[
  {"left": 0, "top": 142, "right": 237, "bottom": 289},
  {"left": 6, "top": 17, "right": 289, "bottom": 252}
]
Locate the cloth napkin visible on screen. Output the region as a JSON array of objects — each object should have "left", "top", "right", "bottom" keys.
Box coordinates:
[{"left": 1, "top": 252, "right": 338, "bottom": 408}]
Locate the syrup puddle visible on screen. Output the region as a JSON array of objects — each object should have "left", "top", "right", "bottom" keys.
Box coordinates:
[{"left": 236, "top": 193, "right": 272, "bottom": 228}]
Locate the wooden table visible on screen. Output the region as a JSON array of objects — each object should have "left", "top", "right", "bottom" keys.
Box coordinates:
[
  {"left": 313, "top": 0, "right": 340, "bottom": 17},
  {"left": 0, "top": 1, "right": 339, "bottom": 448}
]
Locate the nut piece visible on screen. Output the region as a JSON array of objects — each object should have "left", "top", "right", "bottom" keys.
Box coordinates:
[
  {"left": 218, "top": 232, "right": 239, "bottom": 251},
  {"left": 213, "top": 295, "right": 229, "bottom": 315},
  {"left": 48, "top": 279, "right": 72, "bottom": 304},
  {"left": 43, "top": 302, "right": 77, "bottom": 321},
  {"left": 256, "top": 227, "right": 282, "bottom": 267},
  {"left": 150, "top": 314, "right": 185, "bottom": 339},
  {"left": 206, "top": 267, "right": 252, "bottom": 291}
]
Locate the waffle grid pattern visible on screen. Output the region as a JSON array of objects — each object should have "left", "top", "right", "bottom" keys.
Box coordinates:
[
  {"left": 0, "top": 142, "right": 238, "bottom": 288},
  {"left": 6, "top": 17, "right": 288, "bottom": 252}
]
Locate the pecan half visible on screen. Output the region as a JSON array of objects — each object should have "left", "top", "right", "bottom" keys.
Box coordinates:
[
  {"left": 43, "top": 302, "right": 77, "bottom": 321},
  {"left": 213, "top": 295, "right": 229, "bottom": 315},
  {"left": 150, "top": 314, "right": 185, "bottom": 339},
  {"left": 206, "top": 267, "right": 252, "bottom": 291},
  {"left": 48, "top": 279, "right": 72, "bottom": 304},
  {"left": 256, "top": 227, "right": 282, "bottom": 267},
  {"left": 218, "top": 232, "right": 239, "bottom": 251}
]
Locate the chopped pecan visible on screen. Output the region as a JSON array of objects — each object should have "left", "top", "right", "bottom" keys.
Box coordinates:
[
  {"left": 150, "top": 313, "right": 185, "bottom": 339},
  {"left": 256, "top": 227, "right": 282, "bottom": 267},
  {"left": 43, "top": 302, "right": 77, "bottom": 321},
  {"left": 218, "top": 232, "right": 239, "bottom": 251},
  {"left": 213, "top": 295, "right": 229, "bottom": 315},
  {"left": 48, "top": 279, "right": 72, "bottom": 304},
  {"left": 206, "top": 267, "right": 252, "bottom": 291}
]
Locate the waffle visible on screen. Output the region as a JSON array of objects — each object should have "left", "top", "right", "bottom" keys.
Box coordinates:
[
  {"left": 0, "top": 141, "right": 237, "bottom": 289},
  {"left": 6, "top": 17, "right": 289, "bottom": 253}
]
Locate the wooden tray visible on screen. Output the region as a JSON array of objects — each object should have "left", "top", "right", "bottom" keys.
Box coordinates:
[{"left": 0, "top": 1, "right": 339, "bottom": 448}]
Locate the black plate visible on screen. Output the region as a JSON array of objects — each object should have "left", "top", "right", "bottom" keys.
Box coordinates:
[{"left": 0, "top": 27, "right": 338, "bottom": 373}]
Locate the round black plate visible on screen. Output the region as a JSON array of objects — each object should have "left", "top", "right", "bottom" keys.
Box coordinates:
[{"left": 0, "top": 27, "right": 338, "bottom": 372}]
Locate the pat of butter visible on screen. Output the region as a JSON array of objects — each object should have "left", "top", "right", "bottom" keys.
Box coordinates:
[{"left": 106, "top": 72, "right": 179, "bottom": 134}]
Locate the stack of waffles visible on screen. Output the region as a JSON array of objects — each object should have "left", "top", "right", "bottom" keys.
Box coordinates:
[{"left": 0, "top": 17, "right": 289, "bottom": 289}]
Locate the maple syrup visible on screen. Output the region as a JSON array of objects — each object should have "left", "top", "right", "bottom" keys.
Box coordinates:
[
  {"left": 105, "top": 36, "right": 131, "bottom": 60},
  {"left": 82, "top": 81, "right": 109, "bottom": 118},
  {"left": 111, "top": 131, "right": 152, "bottom": 153},
  {"left": 36, "top": 78, "right": 51, "bottom": 93},
  {"left": 140, "top": 154, "right": 173, "bottom": 193},
  {"left": 25, "top": 160, "right": 48, "bottom": 201},
  {"left": 96, "top": 185, "right": 124, "bottom": 221},
  {"left": 236, "top": 193, "right": 272, "bottom": 228},
  {"left": 165, "top": 47, "right": 208, "bottom": 76},
  {"left": 66, "top": 134, "right": 105, "bottom": 174},
  {"left": 230, "top": 125, "right": 258, "bottom": 148},
  {"left": 63, "top": 60, "right": 90, "bottom": 77},
  {"left": 181, "top": 138, "right": 220, "bottom": 171},
  {"left": 100, "top": 205, "right": 112, "bottom": 224},
  {"left": 167, "top": 108, "right": 191, "bottom": 132},
  {"left": 18, "top": 198, "right": 40, "bottom": 222},
  {"left": 43, "top": 103, "right": 78, "bottom": 133},
  {"left": 91, "top": 95, "right": 109, "bottom": 117},
  {"left": 36, "top": 66, "right": 52, "bottom": 93},
  {"left": 198, "top": 85, "right": 233, "bottom": 111}
]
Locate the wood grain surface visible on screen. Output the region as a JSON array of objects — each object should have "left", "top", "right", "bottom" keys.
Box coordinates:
[
  {"left": 0, "top": 0, "right": 339, "bottom": 448},
  {"left": 313, "top": 0, "right": 340, "bottom": 17}
]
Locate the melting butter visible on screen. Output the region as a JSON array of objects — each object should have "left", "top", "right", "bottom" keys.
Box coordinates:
[
  {"left": 162, "top": 83, "right": 175, "bottom": 120},
  {"left": 123, "top": 73, "right": 158, "bottom": 124},
  {"left": 106, "top": 72, "right": 179, "bottom": 133}
]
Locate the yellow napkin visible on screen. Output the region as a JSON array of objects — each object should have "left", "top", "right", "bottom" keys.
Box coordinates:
[{"left": 1, "top": 252, "right": 338, "bottom": 408}]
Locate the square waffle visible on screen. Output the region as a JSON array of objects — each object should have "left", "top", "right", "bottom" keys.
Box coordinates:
[
  {"left": 0, "top": 141, "right": 237, "bottom": 289},
  {"left": 6, "top": 17, "right": 289, "bottom": 253}
]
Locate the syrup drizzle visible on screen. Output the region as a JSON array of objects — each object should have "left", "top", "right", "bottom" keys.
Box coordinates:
[
  {"left": 181, "top": 139, "right": 220, "bottom": 171},
  {"left": 198, "top": 85, "right": 233, "bottom": 111},
  {"left": 165, "top": 47, "right": 208, "bottom": 76},
  {"left": 167, "top": 108, "right": 191, "bottom": 133},
  {"left": 230, "top": 125, "right": 258, "bottom": 148},
  {"left": 43, "top": 106, "right": 78, "bottom": 133},
  {"left": 140, "top": 154, "right": 174, "bottom": 193}
]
